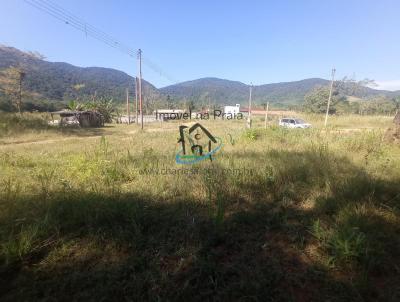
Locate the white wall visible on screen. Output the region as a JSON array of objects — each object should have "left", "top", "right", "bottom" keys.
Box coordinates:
[{"left": 224, "top": 104, "right": 240, "bottom": 115}]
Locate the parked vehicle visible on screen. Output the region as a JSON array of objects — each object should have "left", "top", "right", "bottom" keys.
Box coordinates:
[{"left": 279, "top": 118, "right": 311, "bottom": 128}]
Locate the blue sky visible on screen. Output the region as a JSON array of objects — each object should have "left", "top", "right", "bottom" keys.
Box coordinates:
[{"left": 1, "top": 0, "right": 399, "bottom": 89}]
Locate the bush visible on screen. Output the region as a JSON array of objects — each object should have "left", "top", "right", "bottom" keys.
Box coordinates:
[{"left": 0, "top": 113, "right": 49, "bottom": 136}]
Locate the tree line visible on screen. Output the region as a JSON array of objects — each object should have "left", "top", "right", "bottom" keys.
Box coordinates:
[
  {"left": 302, "top": 78, "right": 399, "bottom": 115},
  {"left": 1, "top": 64, "right": 399, "bottom": 116}
]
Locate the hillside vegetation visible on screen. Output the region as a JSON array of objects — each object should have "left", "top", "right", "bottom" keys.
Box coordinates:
[
  {"left": 1, "top": 45, "right": 399, "bottom": 111},
  {"left": 0, "top": 46, "right": 160, "bottom": 104}
]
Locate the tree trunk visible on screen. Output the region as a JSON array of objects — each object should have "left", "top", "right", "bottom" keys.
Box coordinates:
[{"left": 394, "top": 111, "right": 400, "bottom": 125}]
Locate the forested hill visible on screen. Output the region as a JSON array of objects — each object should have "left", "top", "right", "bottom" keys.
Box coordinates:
[
  {"left": 0, "top": 45, "right": 159, "bottom": 102},
  {"left": 1, "top": 45, "right": 399, "bottom": 108},
  {"left": 160, "top": 77, "right": 333, "bottom": 106},
  {"left": 160, "top": 77, "right": 400, "bottom": 106}
]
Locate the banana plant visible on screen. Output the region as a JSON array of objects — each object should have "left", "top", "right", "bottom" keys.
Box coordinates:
[{"left": 66, "top": 100, "right": 84, "bottom": 111}]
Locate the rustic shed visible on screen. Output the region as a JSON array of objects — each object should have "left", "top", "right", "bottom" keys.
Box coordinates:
[{"left": 52, "top": 110, "right": 104, "bottom": 127}]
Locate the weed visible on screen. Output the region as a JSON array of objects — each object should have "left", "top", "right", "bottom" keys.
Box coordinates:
[
  {"left": 244, "top": 129, "right": 258, "bottom": 141},
  {"left": 0, "top": 114, "right": 399, "bottom": 301},
  {"left": 328, "top": 226, "right": 367, "bottom": 265},
  {"left": 36, "top": 168, "right": 55, "bottom": 198}
]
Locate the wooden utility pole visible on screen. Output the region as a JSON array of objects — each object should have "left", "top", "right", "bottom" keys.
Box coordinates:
[
  {"left": 137, "top": 49, "right": 143, "bottom": 130},
  {"left": 91, "top": 90, "right": 97, "bottom": 103},
  {"left": 264, "top": 101, "right": 269, "bottom": 129},
  {"left": 324, "top": 68, "right": 336, "bottom": 128},
  {"left": 247, "top": 83, "right": 253, "bottom": 128},
  {"left": 18, "top": 70, "right": 25, "bottom": 115},
  {"left": 135, "top": 77, "right": 138, "bottom": 124},
  {"left": 126, "top": 88, "right": 130, "bottom": 124}
]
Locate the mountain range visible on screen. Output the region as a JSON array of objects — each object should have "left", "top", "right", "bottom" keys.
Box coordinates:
[
  {"left": 161, "top": 77, "right": 333, "bottom": 106},
  {"left": 0, "top": 45, "right": 160, "bottom": 102},
  {"left": 1, "top": 45, "right": 399, "bottom": 108}
]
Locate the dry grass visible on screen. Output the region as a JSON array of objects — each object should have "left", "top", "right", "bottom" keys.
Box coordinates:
[{"left": 0, "top": 113, "right": 399, "bottom": 301}]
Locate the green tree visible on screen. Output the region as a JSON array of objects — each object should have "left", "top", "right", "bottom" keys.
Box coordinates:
[
  {"left": 335, "top": 77, "right": 377, "bottom": 97},
  {"left": 303, "top": 86, "right": 340, "bottom": 114},
  {"left": 66, "top": 100, "right": 85, "bottom": 111},
  {"left": 86, "top": 98, "right": 115, "bottom": 123},
  {"left": 0, "top": 66, "right": 26, "bottom": 114},
  {"left": 394, "top": 96, "right": 400, "bottom": 110},
  {"left": 359, "top": 96, "right": 397, "bottom": 115},
  {"left": 188, "top": 100, "right": 196, "bottom": 111}
]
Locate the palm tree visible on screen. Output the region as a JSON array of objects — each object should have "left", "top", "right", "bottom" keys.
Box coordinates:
[
  {"left": 66, "top": 100, "right": 84, "bottom": 111},
  {"left": 86, "top": 98, "right": 115, "bottom": 123}
]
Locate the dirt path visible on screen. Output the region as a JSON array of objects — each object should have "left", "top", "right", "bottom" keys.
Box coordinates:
[
  {"left": 0, "top": 126, "right": 176, "bottom": 148},
  {"left": 0, "top": 135, "right": 103, "bottom": 147},
  {"left": 321, "top": 127, "right": 384, "bottom": 133}
]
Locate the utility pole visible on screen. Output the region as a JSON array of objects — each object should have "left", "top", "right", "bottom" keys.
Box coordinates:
[
  {"left": 135, "top": 77, "right": 138, "bottom": 124},
  {"left": 324, "top": 68, "right": 336, "bottom": 128},
  {"left": 264, "top": 101, "right": 269, "bottom": 129},
  {"left": 92, "top": 90, "right": 97, "bottom": 103},
  {"left": 18, "top": 70, "right": 25, "bottom": 115},
  {"left": 126, "top": 88, "right": 130, "bottom": 124},
  {"left": 247, "top": 83, "right": 253, "bottom": 128},
  {"left": 137, "top": 49, "right": 143, "bottom": 130}
]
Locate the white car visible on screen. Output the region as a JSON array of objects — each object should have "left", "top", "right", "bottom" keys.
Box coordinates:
[{"left": 279, "top": 118, "right": 311, "bottom": 129}]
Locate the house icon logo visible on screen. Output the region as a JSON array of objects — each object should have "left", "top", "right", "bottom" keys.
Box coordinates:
[{"left": 176, "top": 123, "right": 223, "bottom": 164}]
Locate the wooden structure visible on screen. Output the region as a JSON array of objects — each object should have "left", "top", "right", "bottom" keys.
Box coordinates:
[{"left": 51, "top": 110, "right": 104, "bottom": 127}]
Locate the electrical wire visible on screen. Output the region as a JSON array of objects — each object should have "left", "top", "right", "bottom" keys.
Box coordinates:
[
  {"left": 24, "top": 0, "right": 135, "bottom": 57},
  {"left": 23, "top": 0, "right": 179, "bottom": 83}
]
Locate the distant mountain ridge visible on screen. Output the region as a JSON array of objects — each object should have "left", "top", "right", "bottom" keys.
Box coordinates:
[
  {"left": 1, "top": 45, "right": 399, "bottom": 108},
  {"left": 0, "top": 45, "right": 159, "bottom": 102},
  {"left": 161, "top": 77, "right": 400, "bottom": 106},
  {"left": 160, "top": 77, "right": 331, "bottom": 106}
]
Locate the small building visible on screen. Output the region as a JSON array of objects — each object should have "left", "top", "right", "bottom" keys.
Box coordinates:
[
  {"left": 51, "top": 110, "right": 104, "bottom": 127},
  {"left": 224, "top": 104, "right": 240, "bottom": 115},
  {"left": 118, "top": 115, "right": 135, "bottom": 124}
]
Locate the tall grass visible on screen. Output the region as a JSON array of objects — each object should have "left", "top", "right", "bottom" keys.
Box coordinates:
[
  {"left": 0, "top": 114, "right": 399, "bottom": 300},
  {"left": 0, "top": 113, "right": 50, "bottom": 137}
]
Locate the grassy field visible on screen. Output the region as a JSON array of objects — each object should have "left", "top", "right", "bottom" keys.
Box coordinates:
[{"left": 0, "top": 113, "right": 399, "bottom": 301}]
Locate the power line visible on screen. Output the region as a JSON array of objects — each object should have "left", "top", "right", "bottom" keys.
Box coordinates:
[
  {"left": 35, "top": 0, "right": 132, "bottom": 48},
  {"left": 142, "top": 57, "right": 178, "bottom": 83},
  {"left": 24, "top": 0, "right": 135, "bottom": 57},
  {"left": 23, "top": 0, "right": 178, "bottom": 83},
  {"left": 39, "top": 0, "right": 136, "bottom": 56}
]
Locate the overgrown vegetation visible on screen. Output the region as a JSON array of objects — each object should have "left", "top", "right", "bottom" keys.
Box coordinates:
[
  {"left": 303, "top": 78, "right": 400, "bottom": 115},
  {"left": 0, "top": 113, "right": 50, "bottom": 137},
  {"left": 2, "top": 46, "right": 400, "bottom": 114},
  {"left": 0, "top": 114, "right": 399, "bottom": 301},
  {"left": 66, "top": 98, "right": 116, "bottom": 123}
]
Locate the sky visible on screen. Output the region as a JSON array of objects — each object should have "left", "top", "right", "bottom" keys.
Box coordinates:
[{"left": 1, "top": 0, "right": 399, "bottom": 90}]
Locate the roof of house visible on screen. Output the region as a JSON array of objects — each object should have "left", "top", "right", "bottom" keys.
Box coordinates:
[{"left": 51, "top": 110, "right": 102, "bottom": 116}]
